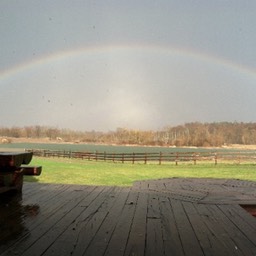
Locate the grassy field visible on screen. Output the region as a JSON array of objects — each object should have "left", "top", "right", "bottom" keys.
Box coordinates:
[{"left": 24, "top": 157, "right": 256, "bottom": 186}]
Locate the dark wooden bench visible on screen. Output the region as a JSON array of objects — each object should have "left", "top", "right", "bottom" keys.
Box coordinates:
[{"left": 0, "top": 152, "right": 42, "bottom": 194}]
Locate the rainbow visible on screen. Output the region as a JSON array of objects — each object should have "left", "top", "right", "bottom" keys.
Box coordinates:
[{"left": 1, "top": 43, "right": 256, "bottom": 82}]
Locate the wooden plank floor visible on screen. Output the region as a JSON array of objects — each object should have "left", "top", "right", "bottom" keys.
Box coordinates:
[{"left": 1, "top": 178, "right": 256, "bottom": 256}]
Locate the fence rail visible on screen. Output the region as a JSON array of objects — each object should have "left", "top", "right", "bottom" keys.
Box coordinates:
[{"left": 25, "top": 149, "right": 256, "bottom": 165}]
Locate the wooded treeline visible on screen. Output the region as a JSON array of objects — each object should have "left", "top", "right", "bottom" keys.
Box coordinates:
[{"left": 1, "top": 122, "right": 256, "bottom": 147}]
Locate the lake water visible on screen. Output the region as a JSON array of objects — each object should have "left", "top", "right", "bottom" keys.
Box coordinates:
[{"left": 0, "top": 142, "right": 241, "bottom": 153}]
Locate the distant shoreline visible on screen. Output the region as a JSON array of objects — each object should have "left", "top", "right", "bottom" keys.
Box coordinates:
[{"left": 2, "top": 137, "right": 256, "bottom": 150}]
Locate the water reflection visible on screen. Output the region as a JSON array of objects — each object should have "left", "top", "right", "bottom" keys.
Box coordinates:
[{"left": 0, "top": 191, "right": 40, "bottom": 244}]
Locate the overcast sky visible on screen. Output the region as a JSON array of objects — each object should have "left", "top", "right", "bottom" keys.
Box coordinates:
[{"left": 1, "top": 1, "right": 256, "bottom": 131}]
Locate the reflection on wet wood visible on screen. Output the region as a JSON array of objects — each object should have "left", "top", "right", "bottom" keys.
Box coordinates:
[{"left": 0, "top": 178, "right": 256, "bottom": 256}]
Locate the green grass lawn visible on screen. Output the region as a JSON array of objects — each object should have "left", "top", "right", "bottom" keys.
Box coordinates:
[{"left": 25, "top": 157, "right": 256, "bottom": 186}]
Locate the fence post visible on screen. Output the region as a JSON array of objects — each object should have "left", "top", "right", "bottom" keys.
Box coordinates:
[
  {"left": 95, "top": 151, "right": 98, "bottom": 161},
  {"left": 159, "top": 152, "right": 162, "bottom": 165},
  {"left": 132, "top": 152, "right": 135, "bottom": 164},
  {"left": 122, "top": 153, "right": 124, "bottom": 164},
  {"left": 144, "top": 153, "right": 147, "bottom": 164},
  {"left": 215, "top": 152, "right": 217, "bottom": 165},
  {"left": 193, "top": 152, "right": 196, "bottom": 165},
  {"left": 104, "top": 151, "right": 106, "bottom": 161},
  {"left": 175, "top": 152, "right": 179, "bottom": 165},
  {"left": 112, "top": 153, "right": 115, "bottom": 162}
]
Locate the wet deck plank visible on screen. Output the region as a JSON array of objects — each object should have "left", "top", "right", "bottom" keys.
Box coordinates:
[{"left": 1, "top": 178, "right": 256, "bottom": 256}]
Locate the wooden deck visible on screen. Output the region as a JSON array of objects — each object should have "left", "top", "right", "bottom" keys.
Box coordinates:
[{"left": 1, "top": 178, "right": 256, "bottom": 256}]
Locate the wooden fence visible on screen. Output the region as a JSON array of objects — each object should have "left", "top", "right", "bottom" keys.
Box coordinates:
[{"left": 25, "top": 149, "right": 256, "bottom": 165}]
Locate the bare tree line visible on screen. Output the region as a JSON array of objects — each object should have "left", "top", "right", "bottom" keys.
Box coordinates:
[{"left": 1, "top": 122, "right": 256, "bottom": 147}]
